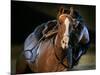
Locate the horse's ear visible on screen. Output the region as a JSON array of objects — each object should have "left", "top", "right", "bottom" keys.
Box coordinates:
[
  {"left": 69, "top": 7, "right": 74, "bottom": 16},
  {"left": 59, "top": 7, "right": 64, "bottom": 15},
  {"left": 57, "top": 6, "right": 64, "bottom": 19}
]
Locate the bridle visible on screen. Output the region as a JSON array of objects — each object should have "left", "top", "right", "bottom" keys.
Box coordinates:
[{"left": 52, "top": 14, "right": 78, "bottom": 69}]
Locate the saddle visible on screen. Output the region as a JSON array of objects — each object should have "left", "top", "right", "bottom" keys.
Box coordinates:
[{"left": 24, "top": 20, "right": 58, "bottom": 63}]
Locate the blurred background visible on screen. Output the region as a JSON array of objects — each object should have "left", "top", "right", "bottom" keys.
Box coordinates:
[{"left": 11, "top": 1, "right": 96, "bottom": 73}]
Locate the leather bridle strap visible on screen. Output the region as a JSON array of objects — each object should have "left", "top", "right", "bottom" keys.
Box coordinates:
[{"left": 54, "top": 45, "right": 69, "bottom": 68}]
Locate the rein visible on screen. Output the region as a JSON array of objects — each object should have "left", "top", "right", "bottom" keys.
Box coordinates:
[
  {"left": 54, "top": 42, "right": 69, "bottom": 68},
  {"left": 52, "top": 14, "right": 75, "bottom": 69},
  {"left": 44, "top": 36, "right": 69, "bottom": 70}
]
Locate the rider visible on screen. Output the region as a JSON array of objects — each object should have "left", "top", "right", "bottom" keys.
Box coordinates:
[{"left": 68, "top": 9, "right": 90, "bottom": 68}]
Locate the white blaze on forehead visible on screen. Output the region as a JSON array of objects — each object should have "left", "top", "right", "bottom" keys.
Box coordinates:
[
  {"left": 59, "top": 14, "right": 70, "bottom": 36},
  {"left": 61, "top": 17, "right": 70, "bottom": 49},
  {"left": 64, "top": 17, "right": 70, "bottom": 36}
]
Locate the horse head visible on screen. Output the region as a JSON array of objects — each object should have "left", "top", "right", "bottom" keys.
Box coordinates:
[{"left": 56, "top": 7, "right": 75, "bottom": 50}]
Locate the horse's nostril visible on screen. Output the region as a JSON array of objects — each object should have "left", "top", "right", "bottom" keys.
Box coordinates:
[{"left": 63, "top": 40, "right": 65, "bottom": 43}]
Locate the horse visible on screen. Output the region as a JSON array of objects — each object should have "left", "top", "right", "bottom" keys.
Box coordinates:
[{"left": 16, "top": 7, "right": 74, "bottom": 73}]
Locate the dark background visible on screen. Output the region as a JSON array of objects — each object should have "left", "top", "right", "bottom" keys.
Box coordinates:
[
  {"left": 11, "top": 1, "right": 95, "bottom": 44},
  {"left": 11, "top": 1, "right": 96, "bottom": 73}
]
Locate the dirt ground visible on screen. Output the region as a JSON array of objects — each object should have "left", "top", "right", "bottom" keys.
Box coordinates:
[{"left": 72, "top": 51, "right": 96, "bottom": 71}]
